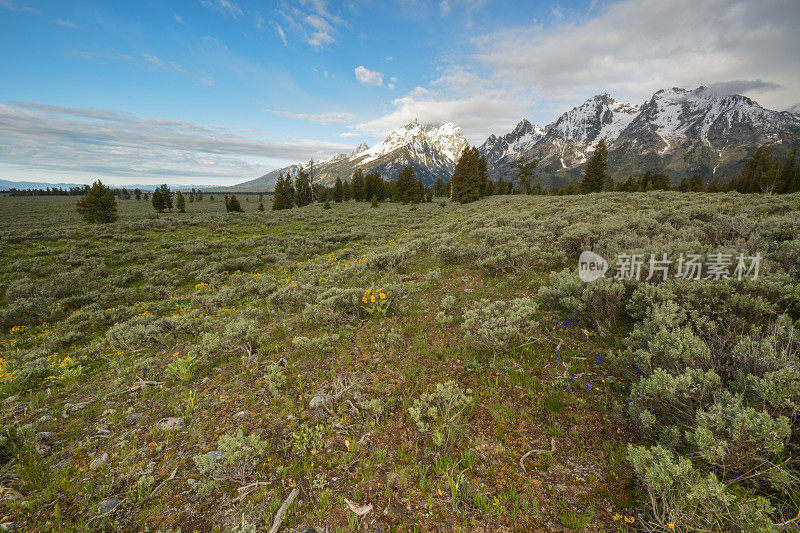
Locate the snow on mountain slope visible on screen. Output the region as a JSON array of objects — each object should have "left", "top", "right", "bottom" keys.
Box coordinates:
[
  {"left": 545, "top": 94, "right": 639, "bottom": 147},
  {"left": 359, "top": 119, "right": 468, "bottom": 164},
  {"left": 479, "top": 118, "right": 544, "bottom": 163}
]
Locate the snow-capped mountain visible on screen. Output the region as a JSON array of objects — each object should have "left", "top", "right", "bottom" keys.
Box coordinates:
[
  {"left": 478, "top": 119, "right": 544, "bottom": 175},
  {"left": 231, "top": 86, "right": 800, "bottom": 192},
  {"left": 239, "top": 119, "right": 469, "bottom": 189},
  {"left": 482, "top": 87, "right": 800, "bottom": 187}
]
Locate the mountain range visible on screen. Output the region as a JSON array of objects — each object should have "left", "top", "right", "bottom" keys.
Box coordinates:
[{"left": 236, "top": 86, "right": 800, "bottom": 191}]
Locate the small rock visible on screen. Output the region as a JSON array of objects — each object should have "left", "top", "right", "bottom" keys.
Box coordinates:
[
  {"left": 35, "top": 442, "right": 52, "bottom": 456},
  {"left": 1, "top": 521, "right": 15, "bottom": 532},
  {"left": 62, "top": 401, "right": 89, "bottom": 417},
  {"left": 386, "top": 472, "right": 402, "bottom": 489},
  {"left": 187, "top": 478, "right": 198, "bottom": 487},
  {"left": 90, "top": 453, "right": 109, "bottom": 470},
  {"left": 233, "top": 410, "right": 249, "bottom": 419},
  {"left": 309, "top": 395, "right": 327, "bottom": 410},
  {"left": 36, "top": 431, "right": 55, "bottom": 442},
  {"left": 2, "top": 395, "right": 19, "bottom": 405},
  {"left": 203, "top": 450, "right": 223, "bottom": 464},
  {"left": 37, "top": 414, "right": 51, "bottom": 423},
  {"left": 102, "top": 409, "right": 117, "bottom": 417},
  {"left": 98, "top": 497, "right": 121, "bottom": 514},
  {"left": 0, "top": 485, "right": 24, "bottom": 502},
  {"left": 126, "top": 412, "right": 143, "bottom": 424},
  {"left": 157, "top": 417, "right": 185, "bottom": 431}
]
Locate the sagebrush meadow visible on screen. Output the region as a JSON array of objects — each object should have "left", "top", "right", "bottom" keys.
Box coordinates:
[{"left": 1, "top": 192, "right": 798, "bottom": 531}]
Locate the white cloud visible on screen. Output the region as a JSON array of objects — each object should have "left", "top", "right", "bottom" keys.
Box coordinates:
[
  {"left": 174, "top": 13, "right": 184, "bottom": 24},
  {"left": 274, "top": 0, "right": 344, "bottom": 49},
  {"left": 354, "top": 66, "right": 383, "bottom": 87},
  {"left": 0, "top": 102, "right": 353, "bottom": 184},
  {"left": 263, "top": 108, "right": 355, "bottom": 124},
  {"left": 272, "top": 21, "right": 288, "bottom": 46},
  {"left": 56, "top": 18, "right": 83, "bottom": 28},
  {"left": 199, "top": 0, "right": 242, "bottom": 18},
  {"left": 474, "top": 0, "right": 800, "bottom": 113},
  {"left": 388, "top": 83, "right": 395, "bottom": 90}
]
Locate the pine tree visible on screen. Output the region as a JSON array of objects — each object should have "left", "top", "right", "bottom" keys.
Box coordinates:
[
  {"left": 581, "top": 139, "right": 609, "bottom": 193},
  {"left": 352, "top": 169, "right": 365, "bottom": 201},
  {"left": 395, "top": 166, "right": 418, "bottom": 204},
  {"left": 333, "top": 177, "right": 343, "bottom": 202},
  {"left": 513, "top": 158, "right": 539, "bottom": 195},
  {"left": 258, "top": 193, "right": 265, "bottom": 211},
  {"left": 175, "top": 190, "right": 186, "bottom": 212},
  {"left": 371, "top": 194, "right": 379, "bottom": 207},
  {"left": 342, "top": 180, "right": 352, "bottom": 201},
  {"left": 159, "top": 184, "right": 173, "bottom": 210},
  {"left": 228, "top": 194, "right": 244, "bottom": 212},
  {"left": 152, "top": 188, "right": 165, "bottom": 212},
  {"left": 294, "top": 169, "right": 313, "bottom": 207},
  {"left": 76, "top": 180, "right": 118, "bottom": 223},
  {"left": 775, "top": 146, "right": 799, "bottom": 194},
  {"left": 134, "top": 188, "right": 142, "bottom": 200},
  {"left": 731, "top": 145, "right": 779, "bottom": 193},
  {"left": 450, "top": 147, "right": 484, "bottom": 203}
]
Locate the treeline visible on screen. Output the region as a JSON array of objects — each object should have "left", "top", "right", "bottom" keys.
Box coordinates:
[
  {"left": 271, "top": 165, "right": 434, "bottom": 210},
  {"left": 6, "top": 185, "right": 90, "bottom": 196}
]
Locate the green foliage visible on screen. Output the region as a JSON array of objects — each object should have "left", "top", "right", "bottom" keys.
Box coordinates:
[
  {"left": 263, "top": 363, "right": 286, "bottom": 397},
  {"left": 194, "top": 428, "right": 270, "bottom": 484},
  {"left": 227, "top": 194, "right": 244, "bottom": 213},
  {"left": 512, "top": 158, "right": 539, "bottom": 195},
  {"left": 461, "top": 297, "right": 538, "bottom": 356},
  {"left": 628, "top": 444, "right": 775, "bottom": 532},
  {"left": 450, "top": 147, "right": 487, "bottom": 203},
  {"left": 167, "top": 355, "right": 198, "bottom": 382},
  {"left": 294, "top": 168, "right": 313, "bottom": 207},
  {"left": 175, "top": 190, "right": 186, "bottom": 213},
  {"left": 75, "top": 180, "right": 118, "bottom": 223},
  {"left": 408, "top": 380, "right": 473, "bottom": 446},
  {"left": 272, "top": 173, "right": 295, "bottom": 210},
  {"left": 581, "top": 139, "right": 610, "bottom": 193},
  {"left": 395, "top": 166, "right": 420, "bottom": 204}
]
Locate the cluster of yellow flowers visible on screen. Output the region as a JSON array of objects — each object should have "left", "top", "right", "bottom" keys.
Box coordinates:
[
  {"left": 0, "top": 357, "right": 13, "bottom": 383},
  {"left": 195, "top": 282, "right": 212, "bottom": 292},
  {"left": 362, "top": 287, "right": 388, "bottom": 304},
  {"left": 10, "top": 325, "right": 27, "bottom": 333},
  {"left": 612, "top": 513, "right": 636, "bottom": 524}
]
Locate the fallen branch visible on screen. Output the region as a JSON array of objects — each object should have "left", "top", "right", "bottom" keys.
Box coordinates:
[
  {"left": 148, "top": 465, "right": 179, "bottom": 500},
  {"left": 520, "top": 438, "right": 557, "bottom": 472},
  {"left": 268, "top": 488, "right": 299, "bottom": 533},
  {"left": 233, "top": 481, "right": 268, "bottom": 503},
  {"left": 121, "top": 377, "right": 164, "bottom": 394}
]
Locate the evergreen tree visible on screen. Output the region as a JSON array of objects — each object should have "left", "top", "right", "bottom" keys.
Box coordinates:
[
  {"left": 581, "top": 139, "right": 609, "bottom": 193},
  {"left": 450, "top": 147, "right": 484, "bottom": 203},
  {"left": 159, "top": 184, "right": 174, "bottom": 210},
  {"left": 152, "top": 188, "right": 165, "bottom": 212},
  {"left": 364, "top": 171, "right": 384, "bottom": 201},
  {"left": 512, "top": 158, "right": 539, "bottom": 195},
  {"left": 228, "top": 194, "right": 244, "bottom": 212},
  {"left": 352, "top": 169, "right": 365, "bottom": 201},
  {"left": 371, "top": 194, "right": 379, "bottom": 207},
  {"left": 333, "top": 177, "right": 343, "bottom": 202},
  {"left": 775, "top": 146, "right": 799, "bottom": 194},
  {"left": 134, "top": 187, "right": 142, "bottom": 200},
  {"left": 731, "top": 145, "right": 779, "bottom": 193},
  {"left": 395, "top": 166, "right": 418, "bottom": 204},
  {"left": 175, "top": 190, "right": 186, "bottom": 212},
  {"left": 197, "top": 189, "right": 204, "bottom": 201},
  {"left": 433, "top": 176, "right": 446, "bottom": 197},
  {"left": 294, "top": 169, "right": 313, "bottom": 207},
  {"left": 342, "top": 180, "right": 353, "bottom": 201},
  {"left": 76, "top": 180, "right": 118, "bottom": 223}
]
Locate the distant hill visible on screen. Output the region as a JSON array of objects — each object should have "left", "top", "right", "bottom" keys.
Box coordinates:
[{"left": 0, "top": 180, "right": 216, "bottom": 192}]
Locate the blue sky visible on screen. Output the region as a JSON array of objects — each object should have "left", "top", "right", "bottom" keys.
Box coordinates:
[{"left": 1, "top": 0, "right": 798, "bottom": 185}]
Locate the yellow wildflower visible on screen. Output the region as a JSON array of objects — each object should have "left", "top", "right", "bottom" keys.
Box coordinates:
[{"left": 380, "top": 293, "right": 386, "bottom": 299}]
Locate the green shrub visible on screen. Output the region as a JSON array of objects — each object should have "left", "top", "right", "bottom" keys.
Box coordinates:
[
  {"left": 408, "top": 380, "right": 473, "bottom": 446},
  {"left": 461, "top": 298, "right": 538, "bottom": 357},
  {"left": 194, "top": 428, "right": 269, "bottom": 484},
  {"left": 628, "top": 444, "right": 775, "bottom": 532}
]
